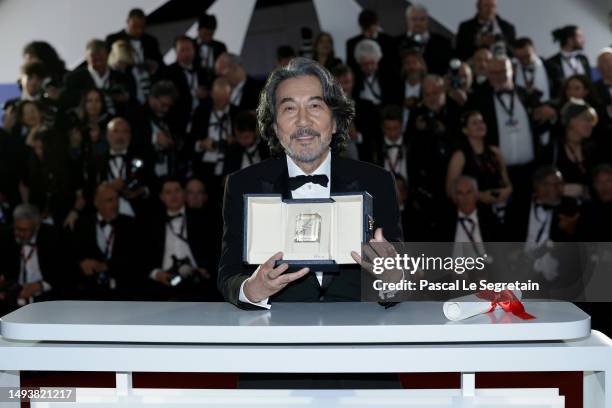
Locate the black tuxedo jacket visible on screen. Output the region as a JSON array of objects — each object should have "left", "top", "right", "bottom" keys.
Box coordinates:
[
  {"left": 504, "top": 196, "right": 579, "bottom": 242},
  {"left": 545, "top": 53, "right": 591, "bottom": 99},
  {"left": 195, "top": 39, "right": 227, "bottom": 70},
  {"left": 593, "top": 80, "right": 612, "bottom": 161},
  {"left": 397, "top": 32, "right": 454, "bottom": 75},
  {"left": 189, "top": 100, "right": 240, "bottom": 160},
  {"left": 217, "top": 154, "right": 403, "bottom": 309},
  {"left": 234, "top": 76, "right": 264, "bottom": 112},
  {"left": 105, "top": 30, "right": 164, "bottom": 69},
  {"left": 346, "top": 32, "right": 398, "bottom": 74},
  {"left": 433, "top": 205, "right": 502, "bottom": 242},
  {"left": 62, "top": 67, "right": 135, "bottom": 111},
  {"left": 352, "top": 68, "right": 403, "bottom": 107},
  {"left": 456, "top": 15, "right": 516, "bottom": 61},
  {"left": 147, "top": 208, "right": 216, "bottom": 274},
  {"left": 0, "top": 224, "right": 65, "bottom": 290},
  {"left": 72, "top": 214, "right": 143, "bottom": 288},
  {"left": 223, "top": 140, "right": 270, "bottom": 175},
  {"left": 466, "top": 84, "right": 550, "bottom": 161},
  {"left": 164, "top": 62, "right": 210, "bottom": 135},
  {"left": 353, "top": 98, "right": 382, "bottom": 163}
]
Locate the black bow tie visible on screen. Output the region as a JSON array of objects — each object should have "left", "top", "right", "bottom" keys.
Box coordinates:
[
  {"left": 288, "top": 174, "right": 329, "bottom": 191},
  {"left": 98, "top": 219, "right": 115, "bottom": 228},
  {"left": 496, "top": 89, "right": 513, "bottom": 97},
  {"left": 459, "top": 217, "right": 475, "bottom": 224},
  {"left": 385, "top": 144, "right": 402, "bottom": 150},
  {"left": 166, "top": 213, "right": 184, "bottom": 222},
  {"left": 110, "top": 153, "right": 126, "bottom": 160},
  {"left": 535, "top": 202, "right": 554, "bottom": 211}
]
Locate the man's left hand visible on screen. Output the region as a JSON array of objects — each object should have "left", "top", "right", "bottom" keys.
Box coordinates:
[{"left": 18, "top": 282, "right": 42, "bottom": 300}]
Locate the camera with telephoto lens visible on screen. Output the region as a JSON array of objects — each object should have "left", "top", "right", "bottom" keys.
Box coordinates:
[
  {"left": 125, "top": 158, "right": 144, "bottom": 191},
  {"left": 448, "top": 59, "right": 464, "bottom": 90},
  {"left": 168, "top": 255, "right": 195, "bottom": 287}
]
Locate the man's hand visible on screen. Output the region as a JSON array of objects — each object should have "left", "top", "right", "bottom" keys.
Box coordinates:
[
  {"left": 18, "top": 282, "right": 42, "bottom": 300},
  {"left": 243, "top": 252, "right": 309, "bottom": 303},
  {"left": 80, "top": 259, "right": 99, "bottom": 276},
  {"left": 63, "top": 210, "right": 79, "bottom": 230},
  {"left": 351, "top": 228, "right": 403, "bottom": 285},
  {"left": 196, "top": 267, "right": 211, "bottom": 280},
  {"left": 156, "top": 131, "right": 174, "bottom": 149},
  {"left": 124, "top": 186, "right": 147, "bottom": 200},
  {"left": 108, "top": 178, "right": 125, "bottom": 192},
  {"left": 558, "top": 213, "right": 580, "bottom": 236},
  {"left": 155, "top": 270, "right": 173, "bottom": 286}
]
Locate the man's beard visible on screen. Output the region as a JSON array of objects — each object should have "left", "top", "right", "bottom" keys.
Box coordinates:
[{"left": 283, "top": 127, "right": 328, "bottom": 163}]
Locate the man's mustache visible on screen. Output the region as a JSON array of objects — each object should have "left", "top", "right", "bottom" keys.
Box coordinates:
[{"left": 290, "top": 128, "right": 321, "bottom": 140}]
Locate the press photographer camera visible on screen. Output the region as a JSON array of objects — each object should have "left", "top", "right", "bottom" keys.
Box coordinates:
[
  {"left": 167, "top": 255, "right": 197, "bottom": 287},
  {"left": 401, "top": 33, "right": 426, "bottom": 55},
  {"left": 448, "top": 59, "right": 464, "bottom": 90}
]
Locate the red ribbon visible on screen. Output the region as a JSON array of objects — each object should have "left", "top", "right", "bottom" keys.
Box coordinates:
[{"left": 476, "top": 290, "right": 535, "bottom": 320}]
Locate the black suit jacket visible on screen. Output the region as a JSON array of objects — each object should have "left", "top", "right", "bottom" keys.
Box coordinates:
[
  {"left": 234, "top": 76, "right": 264, "bottom": 112},
  {"left": 433, "top": 205, "right": 502, "bottom": 242},
  {"left": 164, "top": 63, "right": 210, "bottom": 135},
  {"left": 105, "top": 30, "right": 164, "bottom": 69},
  {"left": 352, "top": 68, "right": 403, "bottom": 107},
  {"left": 148, "top": 208, "right": 216, "bottom": 274},
  {"left": 73, "top": 214, "right": 143, "bottom": 289},
  {"left": 504, "top": 196, "right": 578, "bottom": 242},
  {"left": 0, "top": 224, "right": 66, "bottom": 292},
  {"left": 217, "top": 154, "right": 403, "bottom": 309},
  {"left": 346, "top": 32, "right": 398, "bottom": 74},
  {"left": 545, "top": 53, "right": 591, "bottom": 99},
  {"left": 195, "top": 39, "right": 227, "bottom": 71},
  {"left": 223, "top": 140, "right": 270, "bottom": 176},
  {"left": 62, "top": 67, "right": 135, "bottom": 111},
  {"left": 397, "top": 32, "right": 454, "bottom": 75},
  {"left": 456, "top": 15, "right": 516, "bottom": 61}
]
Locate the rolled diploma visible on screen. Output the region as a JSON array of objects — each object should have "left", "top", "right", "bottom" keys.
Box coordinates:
[{"left": 443, "top": 290, "right": 523, "bottom": 321}]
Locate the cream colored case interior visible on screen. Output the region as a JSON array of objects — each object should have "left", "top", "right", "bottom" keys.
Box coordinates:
[{"left": 245, "top": 195, "right": 364, "bottom": 264}]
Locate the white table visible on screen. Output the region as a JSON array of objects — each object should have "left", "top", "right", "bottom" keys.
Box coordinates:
[{"left": 0, "top": 301, "right": 609, "bottom": 407}]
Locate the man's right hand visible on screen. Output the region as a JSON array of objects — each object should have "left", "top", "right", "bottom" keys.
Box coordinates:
[
  {"left": 243, "top": 252, "right": 309, "bottom": 303},
  {"left": 155, "top": 270, "right": 173, "bottom": 286}
]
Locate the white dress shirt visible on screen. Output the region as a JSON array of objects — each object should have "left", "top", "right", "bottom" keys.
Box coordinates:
[
  {"left": 230, "top": 78, "right": 246, "bottom": 107},
  {"left": 96, "top": 213, "right": 115, "bottom": 259},
  {"left": 202, "top": 106, "right": 232, "bottom": 176},
  {"left": 560, "top": 51, "right": 586, "bottom": 78},
  {"left": 494, "top": 90, "right": 534, "bottom": 166},
  {"left": 18, "top": 230, "right": 51, "bottom": 295},
  {"left": 150, "top": 207, "right": 197, "bottom": 279},
  {"left": 239, "top": 151, "right": 332, "bottom": 308},
  {"left": 524, "top": 201, "right": 553, "bottom": 251},
  {"left": 359, "top": 74, "right": 382, "bottom": 105},
  {"left": 453, "top": 210, "right": 485, "bottom": 259},
  {"left": 513, "top": 56, "right": 551, "bottom": 102},
  {"left": 383, "top": 135, "right": 408, "bottom": 181},
  {"left": 108, "top": 149, "right": 135, "bottom": 218},
  {"left": 241, "top": 144, "right": 262, "bottom": 169}
]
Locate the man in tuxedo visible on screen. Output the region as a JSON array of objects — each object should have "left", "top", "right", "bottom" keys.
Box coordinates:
[
  {"left": 546, "top": 25, "right": 591, "bottom": 99},
  {"left": 224, "top": 111, "right": 269, "bottom": 175},
  {"left": 435, "top": 175, "right": 501, "bottom": 243},
  {"left": 467, "top": 56, "right": 552, "bottom": 200},
  {"left": 577, "top": 164, "right": 612, "bottom": 241},
  {"left": 331, "top": 64, "right": 380, "bottom": 162},
  {"left": 62, "top": 39, "right": 134, "bottom": 114},
  {"left": 505, "top": 166, "right": 582, "bottom": 297},
  {"left": 376, "top": 105, "right": 408, "bottom": 182},
  {"left": 147, "top": 177, "right": 217, "bottom": 301},
  {"left": 400, "top": 50, "right": 427, "bottom": 133},
  {"left": 512, "top": 38, "right": 552, "bottom": 104},
  {"left": 87, "top": 118, "right": 151, "bottom": 219},
  {"left": 456, "top": 0, "right": 516, "bottom": 61},
  {"left": 352, "top": 39, "right": 402, "bottom": 108},
  {"left": 398, "top": 4, "right": 453, "bottom": 76},
  {"left": 214, "top": 53, "right": 263, "bottom": 113},
  {"left": 594, "top": 48, "right": 612, "bottom": 161},
  {"left": 0, "top": 204, "right": 64, "bottom": 314},
  {"left": 217, "top": 57, "right": 402, "bottom": 310},
  {"left": 345, "top": 9, "right": 397, "bottom": 75},
  {"left": 105, "top": 8, "right": 164, "bottom": 78},
  {"left": 165, "top": 35, "right": 209, "bottom": 136},
  {"left": 470, "top": 47, "right": 493, "bottom": 91},
  {"left": 73, "top": 183, "right": 142, "bottom": 300},
  {"left": 131, "top": 80, "right": 181, "bottom": 187},
  {"left": 406, "top": 75, "right": 459, "bottom": 221},
  {"left": 195, "top": 14, "right": 227, "bottom": 74},
  {"left": 191, "top": 77, "right": 239, "bottom": 197}
]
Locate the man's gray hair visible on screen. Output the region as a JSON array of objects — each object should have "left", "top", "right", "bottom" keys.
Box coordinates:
[
  {"left": 354, "top": 39, "right": 382, "bottom": 63},
  {"left": 13, "top": 204, "right": 41, "bottom": 224},
  {"left": 451, "top": 175, "right": 479, "bottom": 194},
  {"left": 406, "top": 3, "right": 428, "bottom": 18},
  {"left": 256, "top": 57, "right": 355, "bottom": 156},
  {"left": 221, "top": 52, "right": 243, "bottom": 68}
]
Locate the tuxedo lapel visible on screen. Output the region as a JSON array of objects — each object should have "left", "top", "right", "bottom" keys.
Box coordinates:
[
  {"left": 260, "top": 155, "right": 291, "bottom": 199},
  {"left": 330, "top": 156, "right": 360, "bottom": 193}
]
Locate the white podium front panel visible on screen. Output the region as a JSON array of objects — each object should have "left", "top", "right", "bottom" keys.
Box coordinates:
[{"left": 0, "top": 301, "right": 589, "bottom": 343}]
